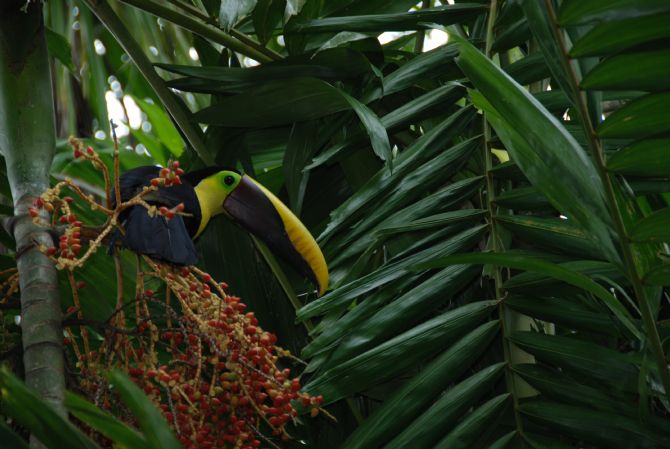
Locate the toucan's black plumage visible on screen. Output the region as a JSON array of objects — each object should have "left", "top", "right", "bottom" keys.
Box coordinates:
[{"left": 114, "top": 166, "right": 329, "bottom": 295}]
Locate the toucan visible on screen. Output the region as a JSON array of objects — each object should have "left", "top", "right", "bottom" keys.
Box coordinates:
[{"left": 116, "top": 166, "right": 328, "bottom": 296}]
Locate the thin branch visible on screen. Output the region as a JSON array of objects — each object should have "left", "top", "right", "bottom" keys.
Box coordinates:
[{"left": 117, "top": 0, "right": 280, "bottom": 62}]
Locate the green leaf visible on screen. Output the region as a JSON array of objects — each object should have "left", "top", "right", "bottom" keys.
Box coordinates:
[
  {"left": 414, "top": 251, "right": 641, "bottom": 339},
  {"left": 433, "top": 394, "right": 510, "bottom": 449},
  {"left": 487, "top": 432, "right": 516, "bottom": 449},
  {"left": 469, "top": 88, "right": 620, "bottom": 264},
  {"left": 0, "top": 368, "right": 99, "bottom": 449},
  {"left": 252, "top": 0, "right": 285, "bottom": 45},
  {"left": 324, "top": 264, "right": 480, "bottom": 368},
  {"left": 219, "top": 0, "right": 257, "bottom": 31},
  {"left": 631, "top": 207, "right": 670, "bottom": 243},
  {"left": 375, "top": 208, "right": 486, "bottom": 236},
  {"left": 520, "top": 400, "right": 670, "bottom": 448},
  {"left": 340, "top": 91, "right": 392, "bottom": 170},
  {"left": 597, "top": 92, "right": 670, "bottom": 139},
  {"left": 339, "top": 322, "right": 499, "bottom": 449},
  {"left": 64, "top": 392, "right": 148, "bottom": 449},
  {"left": 318, "top": 107, "right": 474, "bottom": 242},
  {"left": 283, "top": 121, "right": 317, "bottom": 214},
  {"left": 299, "top": 225, "right": 486, "bottom": 320},
  {"left": 506, "top": 294, "right": 623, "bottom": 336},
  {"left": 581, "top": 49, "right": 670, "bottom": 91},
  {"left": 46, "top": 27, "right": 76, "bottom": 74},
  {"left": 288, "top": 4, "right": 486, "bottom": 33},
  {"left": 132, "top": 96, "right": 184, "bottom": 158},
  {"left": 107, "top": 371, "right": 183, "bottom": 449},
  {"left": 456, "top": 36, "right": 619, "bottom": 264},
  {"left": 511, "top": 332, "right": 639, "bottom": 393},
  {"left": 303, "top": 301, "right": 498, "bottom": 403},
  {"left": 285, "top": 0, "right": 306, "bottom": 18},
  {"left": 494, "top": 186, "right": 552, "bottom": 210},
  {"left": 569, "top": 13, "right": 670, "bottom": 57},
  {"left": 0, "top": 420, "right": 31, "bottom": 449},
  {"left": 383, "top": 364, "right": 505, "bottom": 449},
  {"left": 558, "top": 0, "right": 670, "bottom": 25},
  {"left": 608, "top": 138, "right": 670, "bottom": 176},
  {"left": 504, "top": 52, "right": 550, "bottom": 86},
  {"left": 194, "top": 77, "right": 350, "bottom": 127}
]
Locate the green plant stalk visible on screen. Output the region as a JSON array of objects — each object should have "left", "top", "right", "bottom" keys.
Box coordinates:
[
  {"left": 117, "top": 0, "right": 279, "bottom": 62},
  {"left": 482, "top": 0, "right": 530, "bottom": 440},
  {"left": 414, "top": 0, "right": 433, "bottom": 53},
  {"left": 0, "top": 0, "right": 66, "bottom": 431},
  {"left": 82, "top": 0, "right": 212, "bottom": 165},
  {"left": 164, "top": 0, "right": 282, "bottom": 61},
  {"left": 544, "top": 0, "right": 670, "bottom": 401}
]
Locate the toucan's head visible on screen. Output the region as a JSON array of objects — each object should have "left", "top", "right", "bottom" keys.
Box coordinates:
[{"left": 191, "top": 169, "right": 328, "bottom": 296}]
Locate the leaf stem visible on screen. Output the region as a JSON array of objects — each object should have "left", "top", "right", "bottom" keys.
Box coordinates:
[
  {"left": 543, "top": 0, "right": 670, "bottom": 400},
  {"left": 117, "top": 0, "right": 281, "bottom": 62},
  {"left": 81, "top": 0, "right": 212, "bottom": 164},
  {"left": 414, "top": 0, "right": 433, "bottom": 53},
  {"left": 483, "top": 0, "right": 529, "bottom": 441}
]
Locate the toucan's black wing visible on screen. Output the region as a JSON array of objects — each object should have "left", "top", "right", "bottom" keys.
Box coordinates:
[
  {"left": 121, "top": 206, "right": 199, "bottom": 265},
  {"left": 114, "top": 166, "right": 202, "bottom": 265}
]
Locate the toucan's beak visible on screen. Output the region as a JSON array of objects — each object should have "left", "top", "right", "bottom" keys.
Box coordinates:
[{"left": 223, "top": 175, "right": 328, "bottom": 296}]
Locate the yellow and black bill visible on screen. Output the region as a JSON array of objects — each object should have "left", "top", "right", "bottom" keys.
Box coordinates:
[{"left": 223, "top": 175, "right": 328, "bottom": 296}]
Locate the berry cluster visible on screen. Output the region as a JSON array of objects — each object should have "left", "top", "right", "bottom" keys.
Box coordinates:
[
  {"left": 42, "top": 139, "right": 326, "bottom": 448},
  {"left": 151, "top": 161, "right": 184, "bottom": 187}
]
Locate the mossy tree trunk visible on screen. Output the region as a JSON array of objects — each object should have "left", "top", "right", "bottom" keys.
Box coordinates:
[{"left": 0, "top": 0, "right": 65, "bottom": 428}]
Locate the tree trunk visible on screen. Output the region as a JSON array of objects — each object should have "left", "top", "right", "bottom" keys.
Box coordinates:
[{"left": 0, "top": 0, "right": 65, "bottom": 428}]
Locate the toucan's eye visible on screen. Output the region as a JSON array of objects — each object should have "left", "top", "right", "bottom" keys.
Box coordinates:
[{"left": 224, "top": 175, "right": 235, "bottom": 186}]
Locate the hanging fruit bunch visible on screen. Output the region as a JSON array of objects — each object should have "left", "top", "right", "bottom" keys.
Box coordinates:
[{"left": 29, "top": 136, "right": 327, "bottom": 449}]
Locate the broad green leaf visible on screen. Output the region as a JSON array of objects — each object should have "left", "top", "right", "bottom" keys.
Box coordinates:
[
  {"left": 457, "top": 36, "right": 619, "bottom": 264},
  {"left": 107, "top": 371, "right": 183, "bottom": 449},
  {"left": 288, "top": 4, "right": 485, "bottom": 33},
  {"left": 375, "top": 209, "right": 486, "bottom": 236},
  {"left": 339, "top": 322, "right": 499, "bottom": 449},
  {"left": 46, "top": 27, "right": 76, "bottom": 74},
  {"left": 597, "top": 92, "right": 670, "bottom": 139},
  {"left": 414, "top": 251, "right": 641, "bottom": 339},
  {"left": 504, "top": 52, "right": 550, "bottom": 86},
  {"left": 631, "top": 207, "right": 670, "bottom": 243},
  {"left": 219, "top": 0, "right": 257, "bottom": 31},
  {"left": 469, "top": 88, "right": 620, "bottom": 264},
  {"left": 318, "top": 107, "right": 475, "bottom": 242},
  {"left": 511, "top": 332, "right": 639, "bottom": 393},
  {"left": 514, "top": 364, "right": 635, "bottom": 415},
  {"left": 569, "top": 14, "right": 670, "bottom": 57},
  {"left": 520, "top": 400, "right": 670, "bottom": 448},
  {"left": 303, "top": 302, "right": 497, "bottom": 403},
  {"left": 252, "top": 0, "right": 285, "bottom": 44},
  {"left": 340, "top": 91, "right": 392, "bottom": 169},
  {"left": 520, "top": 1, "right": 580, "bottom": 105},
  {"left": 581, "top": 49, "right": 670, "bottom": 91},
  {"left": 0, "top": 420, "right": 31, "bottom": 449},
  {"left": 524, "top": 433, "right": 583, "bottom": 449},
  {"left": 558, "top": 0, "right": 670, "bottom": 25},
  {"left": 324, "top": 264, "right": 480, "bottom": 368},
  {"left": 308, "top": 83, "right": 466, "bottom": 169},
  {"left": 495, "top": 215, "right": 601, "bottom": 260},
  {"left": 433, "top": 394, "right": 510, "bottom": 449},
  {"left": 301, "top": 276, "right": 420, "bottom": 358},
  {"left": 285, "top": 0, "right": 306, "bottom": 18},
  {"left": 505, "top": 294, "right": 623, "bottom": 336},
  {"left": 64, "top": 392, "right": 148, "bottom": 449},
  {"left": 298, "top": 225, "right": 486, "bottom": 320},
  {"left": 331, "top": 172, "right": 482, "bottom": 264},
  {"left": 193, "top": 77, "right": 350, "bottom": 126},
  {"left": 0, "top": 369, "right": 99, "bottom": 449},
  {"left": 503, "top": 260, "right": 624, "bottom": 290},
  {"left": 383, "top": 364, "right": 505, "bottom": 449},
  {"left": 492, "top": 18, "right": 531, "bottom": 52},
  {"left": 494, "top": 186, "right": 553, "bottom": 211},
  {"left": 487, "top": 432, "right": 516, "bottom": 449},
  {"left": 607, "top": 138, "right": 670, "bottom": 176},
  {"left": 283, "top": 121, "right": 317, "bottom": 214},
  {"left": 132, "top": 96, "right": 184, "bottom": 158},
  {"left": 158, "top": 48, "right": 372, "bottom": 87}
]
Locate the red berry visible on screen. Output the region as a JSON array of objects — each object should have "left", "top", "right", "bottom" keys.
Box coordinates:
[
  {"left": 144, "top": 289, "right": 155, "bottom": 297},
  {"left": 73, "top": 149, "right": 83, "bottom": 158},
  {"left": 150, "top": 178, "right": 160, "bottom": 187},
  {"left": 76, "top": 281, "right": 86, "bottom": 289},
  {"left": 86, "top": 146, "right": 94, "bottom": 155},
  {"left": 28, "top": 208, "right": 39, "bottom": 218},
  {"left": 171, "top": 161, "right": 180, "bottom": 169}
]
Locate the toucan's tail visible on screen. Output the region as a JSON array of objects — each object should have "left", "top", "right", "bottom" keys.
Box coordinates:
[{"left": 121, "top": 206, "right": 199, "bottom": 265}]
